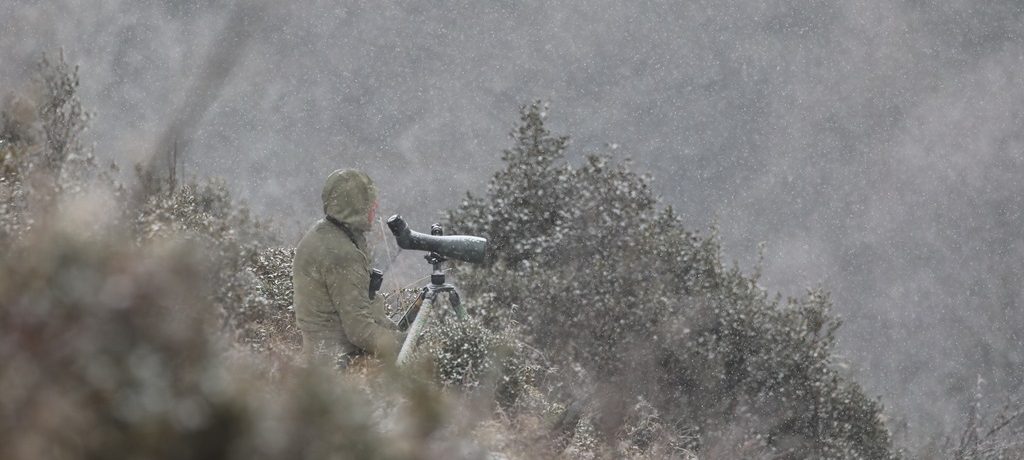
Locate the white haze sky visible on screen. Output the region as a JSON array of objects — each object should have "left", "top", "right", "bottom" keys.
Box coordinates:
[{"left": 3, "top": 0, "right": 1022, "bottom": 445}]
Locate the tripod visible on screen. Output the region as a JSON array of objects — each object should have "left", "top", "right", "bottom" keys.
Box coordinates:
[{"left": 395, "top": 223, "right": 466, "bottom": 366}]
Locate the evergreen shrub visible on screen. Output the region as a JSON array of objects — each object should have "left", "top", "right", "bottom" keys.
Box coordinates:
[{"left": 447, "top": 102, "right": 895, "bottom": 458}]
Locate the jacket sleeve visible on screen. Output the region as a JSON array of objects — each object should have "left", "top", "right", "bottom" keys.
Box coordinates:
[{"left": 322, "top": 247, "right": 402, "bottom": 359}]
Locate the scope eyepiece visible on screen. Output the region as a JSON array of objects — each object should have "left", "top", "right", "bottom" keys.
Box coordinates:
[{"left": 386, "top": 214, "right": 408, "bottom": 236}]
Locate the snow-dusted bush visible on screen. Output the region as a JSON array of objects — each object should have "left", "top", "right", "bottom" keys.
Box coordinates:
[
  {"left": 246, "top": 247, "right": 302, "bottom": 354},
  {"left": 131, "top": 179, "right": 293, "bottom": 352},
  {"left": 0, "top": 220, "right": 431, "bottom": 460},
  {"left": 447, "top": 102, "right": 895, "bottom": 458},
  {"left": 1, "top": 51, "right": 94, "bottom": 248},
  {"left": 414, "top": 315, "right": 539, "bottom": 410}
]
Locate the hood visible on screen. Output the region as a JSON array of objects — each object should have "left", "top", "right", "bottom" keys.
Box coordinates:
[{"left": 322, "top": 169, "right": 377, "bottom": 233}]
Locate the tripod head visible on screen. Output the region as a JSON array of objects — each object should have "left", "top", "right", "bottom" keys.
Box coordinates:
[{"left": 425, "top": 223, "right": 447, "bottom": 285}]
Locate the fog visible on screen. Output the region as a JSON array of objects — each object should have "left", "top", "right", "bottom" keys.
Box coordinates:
[{"left": 3, "top": 0, "right": 1022, "bottom": 444}]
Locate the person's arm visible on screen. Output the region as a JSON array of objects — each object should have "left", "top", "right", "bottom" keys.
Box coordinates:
[{"left": 323, "top": 248, "right": 402, "bottom": 359}]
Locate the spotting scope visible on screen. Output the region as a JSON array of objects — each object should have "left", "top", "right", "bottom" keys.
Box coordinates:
[{"left": 385, "top": 215, "right": 488, "bottom": 263}]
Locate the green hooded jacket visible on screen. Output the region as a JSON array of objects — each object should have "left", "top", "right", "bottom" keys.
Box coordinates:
[{"left": 293, "top": 169, "right": 401, "bottom": 364}]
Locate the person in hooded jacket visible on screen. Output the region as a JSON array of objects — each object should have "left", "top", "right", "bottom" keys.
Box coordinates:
[{"left": 293, "top": 169, "right": 403, "bottom": 367}]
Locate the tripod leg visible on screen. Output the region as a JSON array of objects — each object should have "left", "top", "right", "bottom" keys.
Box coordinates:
[
  {"left": 449, "top": 289, "right": 466, "bottom": 320},
  {"left": 397, "top": 291, "right": 435, "bottom": 367},
  {"left": 397, "top": 289, "right": 426, "bottom": 331}
]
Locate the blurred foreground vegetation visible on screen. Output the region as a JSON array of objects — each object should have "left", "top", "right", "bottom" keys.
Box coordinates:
[{"left": 2, "top": 53, "right": 1021, "bottom": 459}]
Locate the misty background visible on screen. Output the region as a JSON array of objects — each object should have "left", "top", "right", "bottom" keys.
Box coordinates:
[{"left": 3, "top": 0, "right": 1021, "bottom": 445}]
